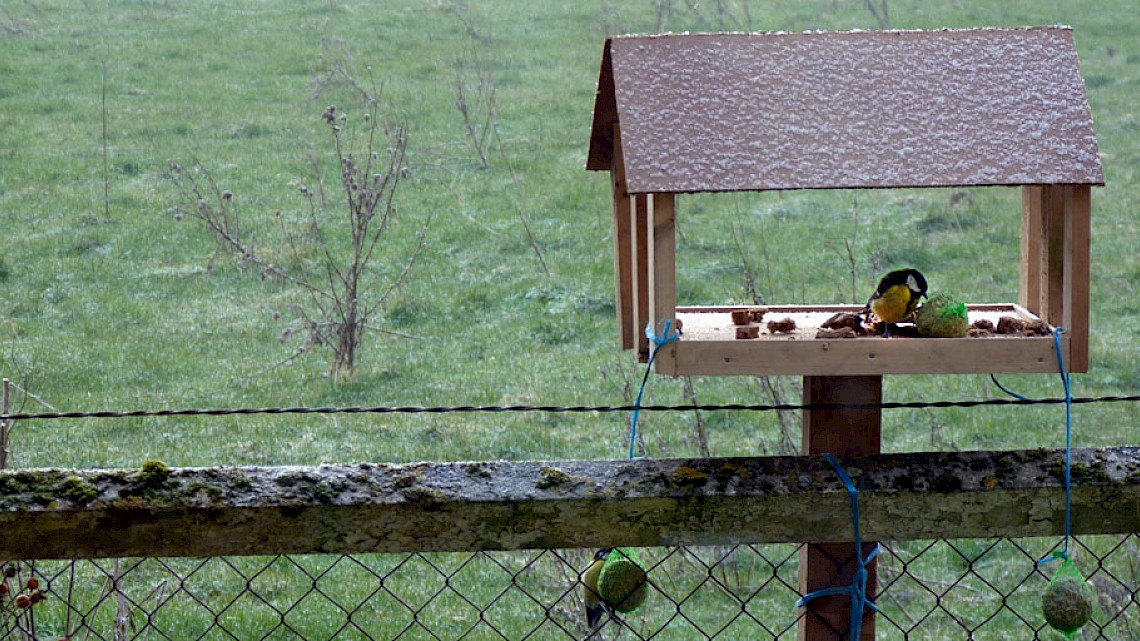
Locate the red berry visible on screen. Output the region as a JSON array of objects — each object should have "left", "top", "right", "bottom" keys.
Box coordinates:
[
  {"left": 15, "top": 594, "right": 30, "bottom": 608},
  {"left": 25, "top": 578, "right": 38, "bottom": 590},
  {"left": 0, "top": 583, "right": 8, "bottom": 595}
]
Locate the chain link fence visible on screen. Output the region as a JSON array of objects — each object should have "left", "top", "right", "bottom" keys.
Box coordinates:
[{"left": 3, "top": 534, "right": 1137, "bottom": 640}]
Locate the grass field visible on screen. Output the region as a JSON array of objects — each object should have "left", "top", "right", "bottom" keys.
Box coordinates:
[
  {"left": 1, "top": 1, "right": 1139, "bottom": 638},
  {"left": 2, "top": 0, "right": 1136, "bottom": 470}
]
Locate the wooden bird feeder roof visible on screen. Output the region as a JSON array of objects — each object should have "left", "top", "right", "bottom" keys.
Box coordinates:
[
  {"left": 588, "top": 27, "right": 1103, "bottom": 194},
  {"left": 586, "top": 27, "right": 1102, "bottom": 377}
]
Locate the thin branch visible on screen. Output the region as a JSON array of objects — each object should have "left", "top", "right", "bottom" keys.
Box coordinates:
[
  {"left": 864, "top": 0, "right": 890, "bottom": 29},
  {"left": 681, "top": 377, "right": 710, "bottom": 458},
  {"left": 101, "top": 61, "right": 110, "bottom": 218}
]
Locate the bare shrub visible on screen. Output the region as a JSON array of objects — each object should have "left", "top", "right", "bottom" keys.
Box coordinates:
[{"left": 166, "top": 98, "right": 428, "bottom": 379}]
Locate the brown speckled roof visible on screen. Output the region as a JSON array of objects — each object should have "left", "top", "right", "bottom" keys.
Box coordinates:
[{"left": 587, "top": 28, "right": 1104, "bottom": 193}]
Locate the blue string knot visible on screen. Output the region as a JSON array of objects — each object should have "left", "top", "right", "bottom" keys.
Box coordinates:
[
  {"left": 628, "top": 320, "right": 681, "bottom": 459},
  {"left": 796, "top": 453, "right": 879, "bottom": 641}
]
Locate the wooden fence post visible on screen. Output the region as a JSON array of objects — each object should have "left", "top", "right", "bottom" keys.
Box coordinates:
[
  {"left": 1, "top": 378, "right": 10, "bottom": 470},
  {"left": 799, "top": 375, "right": 881, "bottom": 641}
]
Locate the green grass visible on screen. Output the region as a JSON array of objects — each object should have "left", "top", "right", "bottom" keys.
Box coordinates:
[
  {"left": 2, "top": 0, "right": 1137, "bottom": 469},
  {"left": 1, "top": 0, "right": 1139, "bottom": 638}
]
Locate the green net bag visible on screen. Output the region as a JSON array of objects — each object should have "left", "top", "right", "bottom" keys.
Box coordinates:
[
  {"left": 598, "top": 547, "right": 648, "bottom": 613},
  {"left": 1042, "top": 554, "right": 1095, "bottom": 637},
  {"left": 914, "top": 293, "right": 969, "bottom": 338}
]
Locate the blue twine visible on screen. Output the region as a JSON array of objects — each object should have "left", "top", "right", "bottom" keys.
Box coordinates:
[
  {"left": 796, "top": 453, "right": 879, "bottom": 641},
  {"left": 989, "top": 374, "right": 1030, "bottom": 402},
  {"left": 628, "top": 320, "right": 680, "bottom": 460},
  {"left": 1041, "top": 328, "right": 1073, "bottom": 564},
  {"left": 991, "top": 329, "right": 1073, "bottom": 563}
]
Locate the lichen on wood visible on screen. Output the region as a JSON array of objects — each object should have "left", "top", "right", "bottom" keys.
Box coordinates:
[{"left": 0, "top": 448, "right": 1138, "bottom": 560}]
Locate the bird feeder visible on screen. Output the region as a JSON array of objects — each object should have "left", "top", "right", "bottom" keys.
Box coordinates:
[
  {"left": 586, "top": 27, "right": 1102, "bottom": 641},
  {"left": 586, "top": 28, "right": 1103, "bottom": 377}
]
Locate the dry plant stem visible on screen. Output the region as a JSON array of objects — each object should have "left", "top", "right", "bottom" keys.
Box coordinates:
[
  {"left": 865, "top": 0, "right": 890, "bottom": 28},
  {"left": 114, "top": 559, "right": 131, "bottom": 641},
  {"left": 599, "top": 362, "right": 638, "bottom": 456},
  {"left": 681, "top": 376, "right": 710, "bottom": 458},
  {"left": 65, "top": 560, "right": 76, "bottom": 640},
  {"left": 730, "top": 221, "right": 770, "bottom": 306},
  {"left": 491, "top": 122, "right": 550, "bottom": 278},
  {"left": 101, "top": 61, "right": 110, "bottom": 218},
  {"left": 310, "top": 36, "right": 373, "bottom": 104},
  {"left": 922, "top": 405, "right": 959, "bottom": 451},
  {"left": 825, "top": 198, "right": 860, "bottom": 302},
  {"left": 758, "top": 376, "right": 800, "bottom": 455},
  {"left": 731, "top": 224, "right": 800, "bottom": 454},
  {"left": 168, "top": 93, "right": 425, "bottom": 377},
  {"left": 165, "top": 160, "right": 259, "bottom": 271},
  {"left": 454, "top": 67, "right": 491, "bottom": 169},
  {"left": 1, "top": 379, "right": 10, "bottom": 470},
  {"left": 440, "top": 4, "right": 546, "bottom": 275}
]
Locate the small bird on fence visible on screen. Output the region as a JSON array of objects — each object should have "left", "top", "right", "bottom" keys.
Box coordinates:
[
  {"left": 863, "top": 268, "right": 928, "bottom": 337},
  {"left": 581, "top": 548, "right": 613, "bottom": 631}
]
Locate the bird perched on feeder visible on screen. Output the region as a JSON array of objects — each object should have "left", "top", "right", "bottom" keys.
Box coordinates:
[
  {"left": 581, "top": 548, "right": 613, "bottom": 630},
  {"left": 863, "top": 268, "right": 928, "bottom": 337}
]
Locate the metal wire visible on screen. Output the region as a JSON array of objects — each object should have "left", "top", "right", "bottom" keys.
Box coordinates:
[
  {"left": 2, "top": 393, "right": 1139, "bottom": 422},
  {"left": 3, "top": 536, "right": 1137, "bottom": 640}
]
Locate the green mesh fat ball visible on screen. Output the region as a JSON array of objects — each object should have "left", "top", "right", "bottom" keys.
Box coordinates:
[
  {"left": 597, "top": 548, "right": 648, "bottom": 613},
  {"left": 1042, "top": 557, "right": 1094, "bottom": 636},
  {"left": 915, "top": 293, "right": 969, "bottom": 338}
]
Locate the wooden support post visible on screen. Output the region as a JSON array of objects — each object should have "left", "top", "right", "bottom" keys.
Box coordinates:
[
  {"left": 647, "top": 193, "right": 677, "bottom": 374},
  {"left": 632, "top": 194, "right": 649, "bottom": 361},
  {"left": 799, "top": 375, "right": 881, "bottom": 641},
  {"left": 1063, "top": 185, "right": 1091, "bottom": 372},
  {"left": 1021, "top": 185, "right": 1091, "bottom": 373},
  {"left": 1020, "top": 186, "right": 1043, "bottom": 315},
  {"left": 0, "top": 379, "right": 9, "bottom": 470},
  {"left": 610, "top": 124, "right": 633, "bottom": 351}
]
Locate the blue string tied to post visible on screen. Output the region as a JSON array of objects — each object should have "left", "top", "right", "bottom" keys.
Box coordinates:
[
  {"left": 628, "top": 320, "right": 681, "bottom": 460},
  {"left": 1042, "top": 327, "right": 1073, "bottom": 564},
  {"left": 796, "top": 453, "right": 879, "bottom": 641},
  {"left": 992, "top": 328, "right": 1073, "bottom": 563}
]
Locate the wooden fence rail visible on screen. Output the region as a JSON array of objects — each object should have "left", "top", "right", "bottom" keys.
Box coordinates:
[{"left": 2, "top": 446, "right": 1138, "bottom": 560}]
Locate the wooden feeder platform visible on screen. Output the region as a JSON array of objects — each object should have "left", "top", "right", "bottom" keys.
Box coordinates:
[{"left": 671, "top": 303, "right": 1061, "bottom": 376}]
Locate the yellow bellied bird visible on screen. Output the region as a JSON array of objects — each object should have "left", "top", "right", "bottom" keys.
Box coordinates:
[
  {"left": 581, "top": 548, "right": 613, "bottom": 631},
  {"left": 863, "top": 268, "right": 928, "bottom": 337}
]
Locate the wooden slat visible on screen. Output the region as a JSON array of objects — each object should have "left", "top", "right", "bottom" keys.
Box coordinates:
[
  {"left": 610, "top": 124, "right": 633, "bottom": 350},
  {"left": 799, "top": 376, "right": 881, "bottom": 641},
  {"left": 4, "top": 448, "right": 1136, "bottom": 561},
  {"left": 671, "top": 334, "right": 1066, "bottom": 377},
  {"left": 647, "top": 193, "right": 677, "bottom": 374},
  {"left": 1022, "top": 185, "right": 1070, "bottom": 326},
  {"left": 632, "top": 194, "right": 649, "bottom": 360},
  {"left": 1020, "top": 185, "right": 1044, "bottom": 316},
  {"left": 1044, "top": 186, "right": 1067, "bottom": 324},
  {"left": 1064, "top": 185, "right": 1091, "bottom": 372}
]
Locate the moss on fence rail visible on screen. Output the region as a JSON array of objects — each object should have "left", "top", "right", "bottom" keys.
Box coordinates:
[{"left": 2, "top": 447, "right": 1139, "bottom": 560}]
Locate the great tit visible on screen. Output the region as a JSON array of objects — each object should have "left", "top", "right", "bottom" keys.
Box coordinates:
[
  {"left": 863, "top": 268, "right": 928, "bottom": 337},
  {"left": 581, "top": 548, "right": 613, "bottom": 631}
]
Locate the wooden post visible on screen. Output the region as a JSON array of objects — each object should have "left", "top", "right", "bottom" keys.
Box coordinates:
[
  {"left": 798, "top": 375, "right": 881, "bottom": 641},
  {"left": 0, "top": 379, "right": 9, "bottom": 470},
  {"left": 646, "top": 193, "right": 677, "bottom": 373},
  {"left": 610, "top": 124, "right": 633, "bottom": 351},
  {"left": 1063, "top": 185, "right": 1091, "bottom": 372},
  {"left": 1021, "top": 185, "right": 1091, "bottom": 373},
  {"left": 631, "top": 194, "right": 649, "bottom": 361}
]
